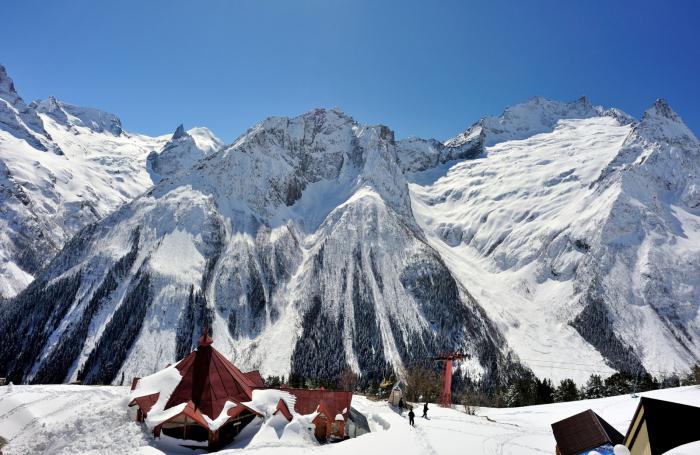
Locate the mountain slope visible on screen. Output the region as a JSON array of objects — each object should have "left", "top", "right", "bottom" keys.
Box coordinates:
[
  {"left": 0, "top": 66, "right": 221, "bottom": 298},
  {"left": 572, "top": 100, "right": 700, "bottom": 375},
  {"left": 409, "top": 99, "right": 700, "bottom": 381},
  {"left": 0, "top": 108, "right": 519, "bottom": 389},
  {"left": 0, "top": 63, "right": 698, "bottom": 387}
]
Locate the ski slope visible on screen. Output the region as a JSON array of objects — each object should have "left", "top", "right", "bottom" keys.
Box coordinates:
[{"left": 1, "top": 384, "right": 699, "bottom": 454}]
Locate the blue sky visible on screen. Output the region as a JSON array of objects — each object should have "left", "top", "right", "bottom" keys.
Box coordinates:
[{"left": 2, "top": 0, "right": 699, "bottom": 141}]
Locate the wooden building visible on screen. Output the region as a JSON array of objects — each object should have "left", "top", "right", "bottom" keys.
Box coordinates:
[
  {"left": 551, "top": 409, "right": 624, "bottom": 455},
  {"left": 278, "top": 387, "right": 353, "bottom": 441},
  {"left": 129, "top": 327, "right": 365, "bottom": 450},
  {"left": 624, "top": 397, "right": 700, "bottom": 455},
  {"left": 129, "top": 330, "right": 264, "bottom": 451}
]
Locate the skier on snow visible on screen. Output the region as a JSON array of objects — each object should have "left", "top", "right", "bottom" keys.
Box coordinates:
[
  {"left": 398, "top": 397, "right": 405, "bottom": 415},
  {"left": 408, "top": 407, "right": 415, "bottom": 426},
  {"left": 423, "top": 402, "right": 429, "bottom": 419}
]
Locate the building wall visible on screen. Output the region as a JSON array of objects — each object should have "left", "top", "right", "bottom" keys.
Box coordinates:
[{"left": 629, "top": 422, "right": 651, "bottom": 455}]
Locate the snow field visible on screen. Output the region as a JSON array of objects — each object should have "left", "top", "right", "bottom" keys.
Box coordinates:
[
  {"left": 410, "top": 117, "right": 631, "bottom": 382},
  {"left": 2, "top": 384, "right": 699, "bottom": 454}
]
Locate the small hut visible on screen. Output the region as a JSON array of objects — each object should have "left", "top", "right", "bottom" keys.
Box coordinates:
[
  {"left": 129, "top": 329, "right": 264, "bottom": 451},
  {"left": 277, "top": 387, "right": 353, "bottom": 441},
  {"left": 388, "top": 380, "right": 405, "bottom": 407},
  {"left": 551, "top": 409, "right": 624, "bottom": 455},
  {"left": 624, "top": 397, "right": 700, "bottom": 455}
]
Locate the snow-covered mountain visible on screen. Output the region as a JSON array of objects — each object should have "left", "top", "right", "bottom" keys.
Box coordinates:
[
  {"left": 0, "top": 107, "right": 518, "bottom": 389},
  {"left": 410, "top": 98, "right": 700, "bottom": 381},
  {"left": 0, "top": 65, "right": 220, "bottom": 298},
  {"left": 0, "top": 65, "right": 698, "bottom": 387},
  {"left": 147, "top": 124, "right": 223, "bottom": 179}
]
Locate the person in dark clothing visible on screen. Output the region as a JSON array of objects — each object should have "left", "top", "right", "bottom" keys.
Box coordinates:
[
  {"left": 422, "top": 402, "right": 429, "bottom": 419},
  {"left": 398, "top": 397, "right": 404, "bottom": 415},
  {"left": 408, "top": 407, "right": 415, "bottom": 426}
]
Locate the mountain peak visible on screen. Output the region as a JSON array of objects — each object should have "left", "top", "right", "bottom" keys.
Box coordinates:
[
  {"left": 644, "top": 98, "right": 681, "bottom": 122},
  {"left": 0, "top": 65, "right": 57, "bottom": 152},
  {"left": 447, "top": 96, "right": 604, "bottom": 149},
  {"left": 295, "top": 107, "right": 355, "bottom": 128},
  {"left": 233, "top": 107, "right": 358, "bottom": 152},
  {"left": 573, "top": 95, "right": 593, "bottom": 109},
  {"left": 33, "top": 98, "right": 123, "bottom": 136},
  {"left": 639, "top": 98, "right": 697, "bottom": 144},
  {"left": 172, "top": 124, "right": 188, "bottom": 140},
  {"left": 0, "top": 64, "right": 22, "bottom": 107}
]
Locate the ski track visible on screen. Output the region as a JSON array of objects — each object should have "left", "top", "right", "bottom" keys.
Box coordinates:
[{"left": 411, "top": 421, "right": 440, "bottom": 455}]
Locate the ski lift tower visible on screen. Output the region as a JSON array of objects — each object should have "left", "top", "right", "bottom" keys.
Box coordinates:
[{"left": 434, "top": 352, "right": 468, "bottom": 408}]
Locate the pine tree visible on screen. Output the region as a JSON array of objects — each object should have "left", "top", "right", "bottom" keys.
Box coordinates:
[
  {"left": 553, "top": 379, "right": 579, "bottom": 402},
  {"left": 503, "top": 383, "right": 521, "bottom": 407},
  {"left": 603, "top": 372, "right": 632, "bottom": 396},
  {"left": 660, "top": 374, "right": 680, "bottom": 389},
  {"left": 583, "top": 374, "right": 605, "bottom": 399},
  {"left": 265, "top": 375, "right": 282, "bottom": 388},
  {"left": 681, "top": 364, "right": 700, "bottom": 386},
  {"left": 534, "top": 378, "right": 554, "bottom": 404}
]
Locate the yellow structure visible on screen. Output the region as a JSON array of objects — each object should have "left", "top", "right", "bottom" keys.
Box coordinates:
[{"left": 624, "top": 397, "right": 700, "bottom": 455}]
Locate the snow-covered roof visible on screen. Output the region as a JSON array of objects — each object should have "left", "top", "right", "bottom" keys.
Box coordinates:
[{"left": 129, "top": 334, "right": 266, "bottom": 430}]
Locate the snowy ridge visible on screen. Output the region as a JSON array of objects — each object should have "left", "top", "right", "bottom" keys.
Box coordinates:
[
  {"left": 0, "top": 105, "right": 518, "bottom": 390},
  {"left": 0, "top": 65, "right": 57, "bottom": 153},
  {"left": 444, "top": 96, "right": 631, "bottom": 150},
  {"left": 572, "top": 100, "right": 700, "bottom": 375},
  {"left": 410, "top": 100, "right": 700, "bottom": 381},
  {"left": 147, "top": 124, "right": 223, "bottom": 179},
  {"left": 32, "top": 96, "right": 124, "bottom": 136},
  {"left": 398, "top": 96, "right": 633, "bottom": 174},
  {"left": 0, "top": 65, "right": 220, "bottom": 298}
]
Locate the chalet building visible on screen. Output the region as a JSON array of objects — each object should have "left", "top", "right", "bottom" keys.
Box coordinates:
[
  {"left": 278, "top": 387, "right": 353, "bottom": 441},
  {"left": 624, "top": 397, "right": 700, "bottom": 455},
  {"left": 551, "top": 409, "right": 624, "bottom": 455},
  {"left": 129, "top": 330, "right": 265, "bottom": 451},
  {"left": 129, "top": 328, "right": 364, "bottom": 451}
]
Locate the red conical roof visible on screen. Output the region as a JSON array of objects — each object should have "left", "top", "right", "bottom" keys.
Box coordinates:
[{"left": 164, "top": 338, "right": 259, "bottom": 420}]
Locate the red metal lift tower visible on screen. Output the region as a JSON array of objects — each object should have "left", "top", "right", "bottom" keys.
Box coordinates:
[{"left": 434, "top": 352, "right": 468, "bottom": 407}]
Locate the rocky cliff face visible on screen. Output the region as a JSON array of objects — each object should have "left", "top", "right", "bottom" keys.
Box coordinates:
[{"left": 0, "top": 65, "right": 57, "bottom": 153}]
